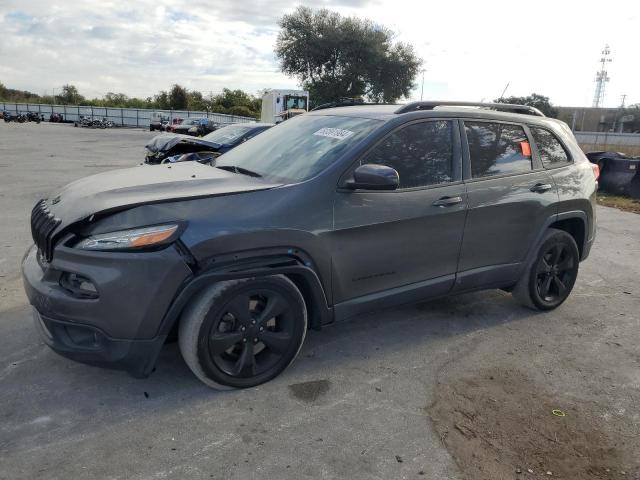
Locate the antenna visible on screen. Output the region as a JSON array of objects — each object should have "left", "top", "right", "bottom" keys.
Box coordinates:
[{"left": 592, "top": 45, "right": 612, "bottom": 108}]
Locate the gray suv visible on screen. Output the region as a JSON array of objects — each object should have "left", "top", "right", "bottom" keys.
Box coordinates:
[{"left": 22, "top": 101, "right": 598, "bottom": 389}]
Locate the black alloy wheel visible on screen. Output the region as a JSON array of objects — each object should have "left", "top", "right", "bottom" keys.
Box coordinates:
[
  {"left": 535, "top": 243, "right": 577, "bottom": 305},
  {"left": 207, "top": 289, "right": 298, "bottom": 378},
  {"left": 513, "top": 228, "right": 580, "bottom": 310},
  {"left": 179, "top": 275, "right": 307, "bottom": 389}
]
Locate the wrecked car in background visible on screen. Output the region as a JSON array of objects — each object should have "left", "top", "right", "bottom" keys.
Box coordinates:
[
  {"left": 149, "top": 113, "right": 169, "bottom": 132},
  {"left": 172, "top": 118, "right": 218, "bottom": 137},
  {"left": 586, "top": 151, "right": 640, "bottom": 198},
  {"left": 144, "top": 123, "right": 273, "bottom": 164}
]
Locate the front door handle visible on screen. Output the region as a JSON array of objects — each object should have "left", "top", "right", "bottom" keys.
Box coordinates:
[
  {"left": 530, "top": 183, "right": 553, "bottom": 193},
  {"left": 432, "top": 196, "right": 463, "bottom": 207}
]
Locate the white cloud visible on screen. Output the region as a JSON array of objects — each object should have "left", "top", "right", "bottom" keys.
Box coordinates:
[{"left": 0, "top": 0, "right": 638, "bottom": 106}]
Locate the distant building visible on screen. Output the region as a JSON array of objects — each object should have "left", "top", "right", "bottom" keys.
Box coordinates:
[{"left": 556, "top": 106, "right": 639, "bottom": 133}]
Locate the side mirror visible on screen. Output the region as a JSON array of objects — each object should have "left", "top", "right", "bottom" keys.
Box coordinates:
[{"left": 347, "top": 164, "right": 399, "bottom": 191}]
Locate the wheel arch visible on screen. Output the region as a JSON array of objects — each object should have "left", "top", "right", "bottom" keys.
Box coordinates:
[
  {"left": 549, "top": 214, "right": 586, "bottom": 259},
  {"left": 159, "top": 250, "right": 333, "bottom": 340},
  {"left": 523, "top": 211, "right": 589, "bottom": 271}
]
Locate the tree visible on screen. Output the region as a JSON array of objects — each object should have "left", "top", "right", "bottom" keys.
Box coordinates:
[
  {"left": 103, "top": 92, "right": 129, "bottom": 107},
  {"left": 168, "top": 84, "right": 188, "bottom": 110},
  {"left": 154, "top": 90, "right": 170, "bottom": 110},
  {"left": 494, "top": 93, "right": 558, "bottom": 117},
  {"left": 59, "top": 84, "right": 85, "bottom": 105},
  {"left": 275, "top": 7, "right": 421, "bottom": 106},
  {"left": 187, "top": 90, "right": 206, "bottom": 111},
  {"left": 0, "top": 82, "right": 7, "bottom": 100}
]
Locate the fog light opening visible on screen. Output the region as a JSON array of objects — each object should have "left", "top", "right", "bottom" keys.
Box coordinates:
[{"left": 60, "top": 272, "right": 99, "bottom": 299}]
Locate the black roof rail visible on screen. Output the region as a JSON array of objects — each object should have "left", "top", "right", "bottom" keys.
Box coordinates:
[{"left": 394, "top": 101, "right": 545, "bottom": 117}]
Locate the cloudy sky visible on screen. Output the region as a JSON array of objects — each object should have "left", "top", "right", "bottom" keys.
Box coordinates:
[{"left": 1, "top": 0, "right": 638, "bottom": 107}]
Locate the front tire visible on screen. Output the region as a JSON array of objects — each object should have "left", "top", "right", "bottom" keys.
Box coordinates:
[
  {"left": 179, "top": 275, "right": 307, "bottom": 389},
  {"left": 513, "top": 228, "right": 580, "bottom": 310}
]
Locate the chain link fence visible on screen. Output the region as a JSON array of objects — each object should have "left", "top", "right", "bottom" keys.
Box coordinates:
[{"left": 1, "top": 102, "right": 256, "bottom": 127}]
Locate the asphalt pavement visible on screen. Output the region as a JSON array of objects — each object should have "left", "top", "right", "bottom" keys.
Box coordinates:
[{"left": 1, "top": 123, "right": 638, "bottom": 479}]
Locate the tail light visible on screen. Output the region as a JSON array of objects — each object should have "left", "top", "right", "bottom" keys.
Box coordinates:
[{"left": 591, "top": 163, "right": 600, "bottom": 180}]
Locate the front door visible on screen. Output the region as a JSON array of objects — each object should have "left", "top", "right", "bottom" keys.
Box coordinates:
[{"left": 329, "top": 119, "right": 467, "bottom": 306}]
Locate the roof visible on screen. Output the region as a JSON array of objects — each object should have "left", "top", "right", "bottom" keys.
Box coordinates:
[{"left": 307, "top": 102, "right": 558, "bottom": 126}]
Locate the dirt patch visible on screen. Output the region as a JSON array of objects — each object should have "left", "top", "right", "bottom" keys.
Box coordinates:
[
  {"left": 597, "top": 194, "right": 640, "bottom": 214},
  {"left": 428, "top": 369, "right": 638, "bottom": 480}
]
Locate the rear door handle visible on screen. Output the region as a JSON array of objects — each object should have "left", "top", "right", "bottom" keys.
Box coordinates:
[
  {"left": 530, "top": 183, "right": 553, "bottom": 193},
  {"left": 432, "top": 196, "right": 463, "bottom": 207}
]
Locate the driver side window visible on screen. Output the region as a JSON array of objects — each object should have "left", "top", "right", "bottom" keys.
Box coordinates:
[{"left": 360, "top": 120, "right": 454, "bottom": 189}]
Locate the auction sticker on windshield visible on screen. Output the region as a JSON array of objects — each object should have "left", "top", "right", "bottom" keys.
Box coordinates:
[{"left": 313, "top": 128, "right": 355, "bottom": 140}]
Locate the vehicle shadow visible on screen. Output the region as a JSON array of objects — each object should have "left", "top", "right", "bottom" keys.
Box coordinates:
[{"left": 129, "top": 288, "right": 541, "bottom": 393}]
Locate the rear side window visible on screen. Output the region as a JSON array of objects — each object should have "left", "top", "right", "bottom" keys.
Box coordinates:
[
  {"left": 465, "top": 122, "right": 532, "bottom": 178},
  {"left": 530, "top": 127, "right": 570, "bottom": 167},
  {"left": 361, "top": 120, "right": 454, "bottom": 189}
]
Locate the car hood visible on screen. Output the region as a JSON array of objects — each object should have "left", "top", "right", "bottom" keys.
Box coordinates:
[
  {"left": 145, "top": 134, "right": 222, "bottom": 153},
  {"left": 46, "top": 162, "right": 282, "bottom": 231}
]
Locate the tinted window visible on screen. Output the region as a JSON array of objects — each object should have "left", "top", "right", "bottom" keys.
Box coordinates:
[
  {"left": 530, "top": 127, "right": 570, "bottom": 167},
  {"left": 361, "top": 120, "right": 454, "bottom": 189},
  {"left": 465, "top": 122, "right": 531, "bottom": 178}
]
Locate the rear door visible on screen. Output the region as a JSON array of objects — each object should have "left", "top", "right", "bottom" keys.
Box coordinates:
[
  {"left": 455, "top": 120, "right": 558, "bottom": 290},
  {"left": 330, "top": 119, "right": 467, "bottom": 305}
]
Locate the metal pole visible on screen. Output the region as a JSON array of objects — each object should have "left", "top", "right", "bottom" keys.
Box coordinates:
[
  {"left": 420, "top": 69, "right": 426, "bottom": 101},
  {"left": 499, "top": 82, "right": 510, "bottom": 100}
]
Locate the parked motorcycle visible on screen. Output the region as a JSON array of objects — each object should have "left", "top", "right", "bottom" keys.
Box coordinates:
[
  {"left": 74, "top": 116, "right": 115, "bottom": 129},
  {"left": 26, "top": 112, "right": 42, "bottom": 123}
]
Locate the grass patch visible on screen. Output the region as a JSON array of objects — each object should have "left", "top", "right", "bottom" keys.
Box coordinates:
[{"left": 597, "top": 193, "right": 640, "bottom": 214}]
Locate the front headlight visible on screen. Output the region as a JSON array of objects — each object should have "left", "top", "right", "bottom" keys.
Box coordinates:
[{"left": 74, "top": 224, "right": 180, "bottom": 251}]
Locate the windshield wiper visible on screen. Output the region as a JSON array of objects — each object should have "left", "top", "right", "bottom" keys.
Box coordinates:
[{"left": 216, "top": 165, "right": 262, "bottom": 178}]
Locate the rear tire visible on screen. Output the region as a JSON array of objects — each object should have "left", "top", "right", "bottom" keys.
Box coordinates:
[
  {"left": 512, "top": 228, "right": 579, "bottom": 311},
  {"left": 179, "top": 275, "right": 307, "bottom": 389}
]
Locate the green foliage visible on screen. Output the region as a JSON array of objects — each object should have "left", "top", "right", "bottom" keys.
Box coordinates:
[
  {"left": 494, "top": 93, "right": 558, "bottom": 118},
  {"left": 275, "top": 6, "right": 421, "bottom": 106},
  {"left": 0, "top": 81, "right": 260, "bottom": 118},
  {"left": 225, "top": 105, "right": 256, "bottom": 118},
  {"left": 168, "top": 84, "right": 188, "bottom": 110},
  {"left": 0, "top": 81, "right": 46, "bottom": 103},
  {"left": 59, "top": 84, "right": 85, "bottom": 105},
  {"left": 208, "top": 89, "right": 260, "bottom": 117}
]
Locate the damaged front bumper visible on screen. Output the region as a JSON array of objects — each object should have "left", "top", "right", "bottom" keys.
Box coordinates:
[{"left": 22, "top": 244, "right": 193, "bottom": 377}]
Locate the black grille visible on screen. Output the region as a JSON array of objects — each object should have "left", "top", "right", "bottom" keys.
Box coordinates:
[{"left": 30, "top": 199, "right": 61, "bottom": 262}]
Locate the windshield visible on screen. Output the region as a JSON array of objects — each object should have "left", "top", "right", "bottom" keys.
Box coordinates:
[
  {"left": 216, "top": 114, "right": 381, "bottom": 183},
  {"left": 202, "top": 124, "right": 255, "bottom": 144},
  {"left": 284, "top": 95, "right": 307, "bottom": 110},
  {"left": 184, "top": 118, "right": 201, "bottom": 125}
]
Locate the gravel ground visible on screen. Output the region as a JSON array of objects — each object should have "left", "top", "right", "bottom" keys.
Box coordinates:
[{"left": 0, "top": 122, "right": 638, "bottom": 480}]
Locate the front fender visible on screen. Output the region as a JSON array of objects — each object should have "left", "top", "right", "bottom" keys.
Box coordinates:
[{"left": 156, "top": 253, "right": 333, "bottom": 338}]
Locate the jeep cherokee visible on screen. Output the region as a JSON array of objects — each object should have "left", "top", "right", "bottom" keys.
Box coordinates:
[{"left": 22, "top": 101, "right": 598, "bottom": 388}]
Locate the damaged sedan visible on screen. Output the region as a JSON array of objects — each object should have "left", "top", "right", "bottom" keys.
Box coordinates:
[{"left": 144, "top": 123, "right": 274, "bottom": 164}]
